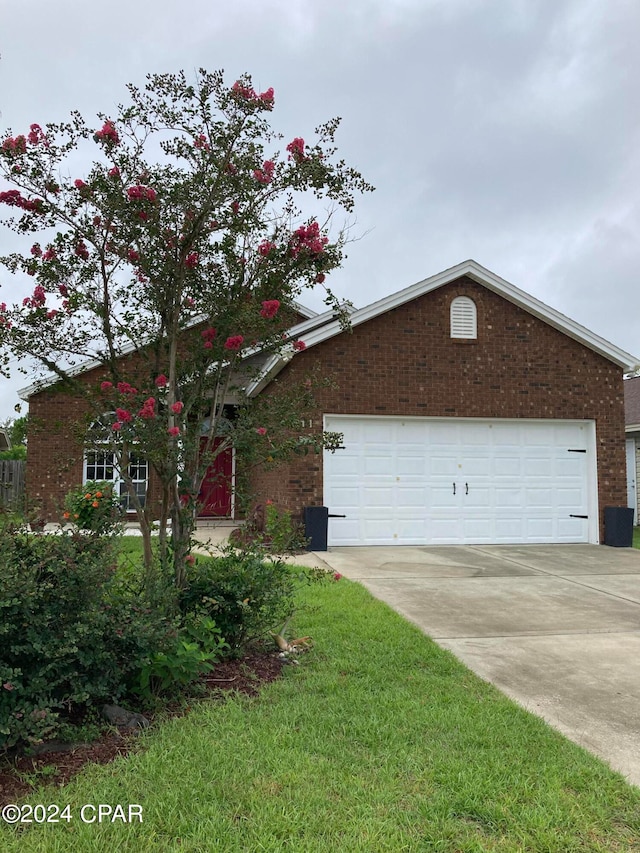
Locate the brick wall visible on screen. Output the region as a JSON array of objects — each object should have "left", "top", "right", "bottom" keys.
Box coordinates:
[
  {"left": 26, "top": 361, "right": 166, "bottom": 521},
  {"left": 248, "top": 276, "right": 627, "bottom": 539}
]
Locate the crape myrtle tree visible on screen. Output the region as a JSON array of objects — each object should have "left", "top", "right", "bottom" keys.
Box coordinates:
[{"left": 0, "top": 69, "right": 373, "bottom": 586}]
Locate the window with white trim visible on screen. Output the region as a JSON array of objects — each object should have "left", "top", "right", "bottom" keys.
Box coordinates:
[
  {"left": 450, "top": 296, "right": 477, "bottom": 339},
  {"left": 84, "top": 415, "right": 148, "bottom": 512}
]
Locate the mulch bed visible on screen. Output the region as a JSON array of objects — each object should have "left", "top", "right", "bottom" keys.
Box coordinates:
[{"left": 0, "top": 649, "right": 285, "bottom": 807}]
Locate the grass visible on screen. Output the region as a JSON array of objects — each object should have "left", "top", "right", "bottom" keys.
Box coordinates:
[
  {"left": 633, "top": 527, "right": 640, "bottom": 549},
  {"left": 2, "top": 574, "right": 640, "bottom": 850}
]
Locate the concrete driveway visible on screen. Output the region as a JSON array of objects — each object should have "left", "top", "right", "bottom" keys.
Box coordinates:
[{"left": 316, "top": 544, "right": 640, "bottom": 788}]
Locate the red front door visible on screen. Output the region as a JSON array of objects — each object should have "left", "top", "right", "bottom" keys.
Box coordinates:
[{"left": 197, "top": 438, "right": 233, "bottom": 517}]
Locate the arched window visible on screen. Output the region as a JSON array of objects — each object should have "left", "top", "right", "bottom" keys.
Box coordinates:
[
  {"left": 450, "top": 296, "right": 477, "bottom": 339},
  {"left": 84, "top": 414, "right": 148, "bottom": 511}
]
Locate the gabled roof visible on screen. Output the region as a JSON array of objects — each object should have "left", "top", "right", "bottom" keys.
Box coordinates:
[
  {"left": 18, "top": 300, "right": 319, "bottom": 400},
  {"left": 247, "top": 259, "right": 640, "bottom": 395}
]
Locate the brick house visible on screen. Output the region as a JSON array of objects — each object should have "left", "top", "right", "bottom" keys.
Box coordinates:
[{"left": 22, "top": 260, "right": 638, "bottom": 545}]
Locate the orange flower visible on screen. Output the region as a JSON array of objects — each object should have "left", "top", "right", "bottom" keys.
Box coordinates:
[
  {"left": 63, "top": 511, "right": 70, "bottom": 519},
  {"left": 73, "top": 513, "right": 79, "bottom": 519},
  {"left": 92, "top": 500, "right": 99, "bottom": 508},
  {"left": 85, "top": 493, "right": 92, "bottom": 500},
  {"left": 95, "top": 491, "right": 103, "bottom": 498}
]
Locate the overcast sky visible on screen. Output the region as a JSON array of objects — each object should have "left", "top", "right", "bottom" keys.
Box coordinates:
[{"left": 0, "top": 0, "right": 639, "bottom": 417}]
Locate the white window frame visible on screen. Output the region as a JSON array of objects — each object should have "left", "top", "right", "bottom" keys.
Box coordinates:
[
  {"left": 84, "top": 416, "right": 149, "bottom": 513},
  {"left": 450, "top": 296, "right": 477, "bottom": 339}
]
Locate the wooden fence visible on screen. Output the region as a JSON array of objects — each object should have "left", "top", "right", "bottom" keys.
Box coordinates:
[{"left": 0, "top": 460, "right": 25, "bottom": 510}]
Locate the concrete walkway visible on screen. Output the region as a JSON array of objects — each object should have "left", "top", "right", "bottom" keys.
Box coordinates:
[{"left": 314, "top": 544, "right": 640, "bottom": 788}]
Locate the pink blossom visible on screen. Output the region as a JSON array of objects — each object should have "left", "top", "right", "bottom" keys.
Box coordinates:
[
  {"left": 155, "top": 374, "right": 168, "bottom": 388},
  {"left": 231, "top": 80, "right": 257, "bottom": 100},
  {"left": 256, "top": 427, "right": 267, "bottom": 436},
  {"left": 231, "top": 201, "right": 239, "bottom": 215},
  {"left": 108, "top": 166, "right": 120, "bottom": 178},
  {"left": 139, "top": 397, "right": 156, "bottom": 419},
  {"left": 116, "top": 408, "right": 132, "bottom": 423},
  {"left": 201, "top": 327, "right": 216, "bottom": 346},
  {"left": 30, "top": 243, "right": 42, "bottom": 257},
  {"left": 171, "top": 401, "right": 184, "bottom": 414},
  {"left": 167, "top": 426, "right": 180, "bottom": 437},
  {"left": 184, "top": 297, "right": 195, "bottom": 308},
  {"left": 138, "top": 211, "right": 148, "bottom": 221},
  {"left": 293, "top": 340, "right": 307, "bottom": 351},
  {"left": 100, "top": 381, "right": 113, "bottom": 392},
  {"left": 58, "top": 284, "right": 68, "bottom": 297},
  {"left": 0, "top": 190, "right": 43, "bottom": 212},
  {"left": 258, "top": 240, "right": 275, "bottom": 257},
  {"left": 117, "top": 381, "right": 137, "bottom": 395},
  {"left": 194, "top": 134, "right": 209, "bottom": 150},
  {"left": 128, "top": 249, "right": 139, "bottom": 262},
  {"left": 333, "top": 572, "right": 342, "bottom": 581},
  {"left": 260, "top": 299, "right": 280, "bottom": 319},
  {"left": 289, "top": 221, "right": 328, "bottom": 258},
  {"left": 46, "top": 310, "right": 58, "bottom": 319},
  {"left": 93, "top": 216, "right": 102, "bottom": 227},
  {"left": 75, "top": 241, "right": 89, "bottom": 260},
  {"left": 42, "top": 248, "right": 56, "bottom": 261},
  {"left": 2, "top": 682, "right": 14, "bottom": 691},
  {"left": 1, "top": 136, "right": 26, "bottom": 155},
  {"left": 127, "top": 185, "right": 156, "bottom": 202},
  {"left": 259, "top": 87, "right": 275, "bottom": 107},
  {"left": 94, "top": 120, "right": 119, "bottom": 145},
  {"left": 253, "top": 160, "right": 275, "bottom": 185},
  {"left": 224, "top": 335, "right": 244, "bottom": 351},
  {"left": 74, "top": 179, "right": 87, "bottom": 190},
  {"left": 286, "top": 137, "right": 306, "bottom": 161},
  {"left": 315, "top": 273, "right": 326, "bottom": 284},
  {"left": 185, "top": 252, "right": 199, "bottom": 269},
  {"left": 112, "top": 422, "right": 122, "bottom": 431},
  {"left": 185, "top": 554, "right": 196, "bottom": 565},
  {"left": 28, "top": 124, "right": 45, "bottom": 145}
]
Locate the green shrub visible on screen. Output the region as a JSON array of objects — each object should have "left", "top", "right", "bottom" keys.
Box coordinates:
[
  {"left": 0, "top": 533, "right": 174, "bottom": 750},
  {"left": 0, "top": 445, "right": 26, "bottom": 460},
  {"left": 63, "top": 481, "right": 121, "bottom": 534},
  {"left": 264, "top": 501, "right": 309, "bottom": 553},
  {"left": 137, "top": 616, "right": 227, "bottom": 699},
  {"left": 179, "top": 547, "right": 300, "bottom": 652}
]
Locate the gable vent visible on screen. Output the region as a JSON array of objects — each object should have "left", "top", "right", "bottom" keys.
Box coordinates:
[{"left": 450, "top": 296, "right": 477, "bottom": 339}]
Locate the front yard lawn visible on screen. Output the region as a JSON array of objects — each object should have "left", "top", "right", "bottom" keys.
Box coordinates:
[{"left": 1, "top": 573, "right": 639, "bottom": 851}]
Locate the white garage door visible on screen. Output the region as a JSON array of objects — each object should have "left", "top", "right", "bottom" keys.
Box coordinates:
[{"left": 323, "top": 416, "right": 596, "bottom": 546}]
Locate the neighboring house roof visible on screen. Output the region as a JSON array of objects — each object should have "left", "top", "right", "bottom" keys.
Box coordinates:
[
  {"left": 624, "top": 376, "right": 640, "bottom": 430},
  {"left": 0, "top": 429, "right": 10, "bottom": 450},
  {"left": 17, "top": 300, "right": 319, "bottom": 400},
  {"left": 247, "top": 259, "right": 640, "bottom": 396}
]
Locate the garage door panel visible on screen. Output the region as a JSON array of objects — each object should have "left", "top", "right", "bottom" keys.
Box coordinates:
[
  {"left": 525, "top": 488, "right": 554, "bottom": 507},
  {"left": 557, "top": 457, "right": 585, "bottom": 477},
  {"left": 362, "top": 486, "right": 393, "bottom": 506},
  {"left": 494, "top": 457, "right": 521, "bottom": 476},
  {"left": 397, "top": 487, "right": 428, "bottom": 508},
  {"left": 464, "top": 487, "right": 491, "bottom": 508},
  {"left": 495, "top": 488, "right": 523, "bottom": 509},
  {"left": 324, "top": 417, "right": 594, "bottom": 546},
  {"left": 430, "top": 456, "right": 459, "bottom": 475},
  {"left": 430, "top": 485, "right": 459, "bottom": 509}
]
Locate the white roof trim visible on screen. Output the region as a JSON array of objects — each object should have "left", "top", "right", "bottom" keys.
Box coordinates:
[
  {"left": 18, "top": 299, "right": 318, "bottom": 400},
  {"left": 298, "top": 260, "right": 640, "bottom": 371}
]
